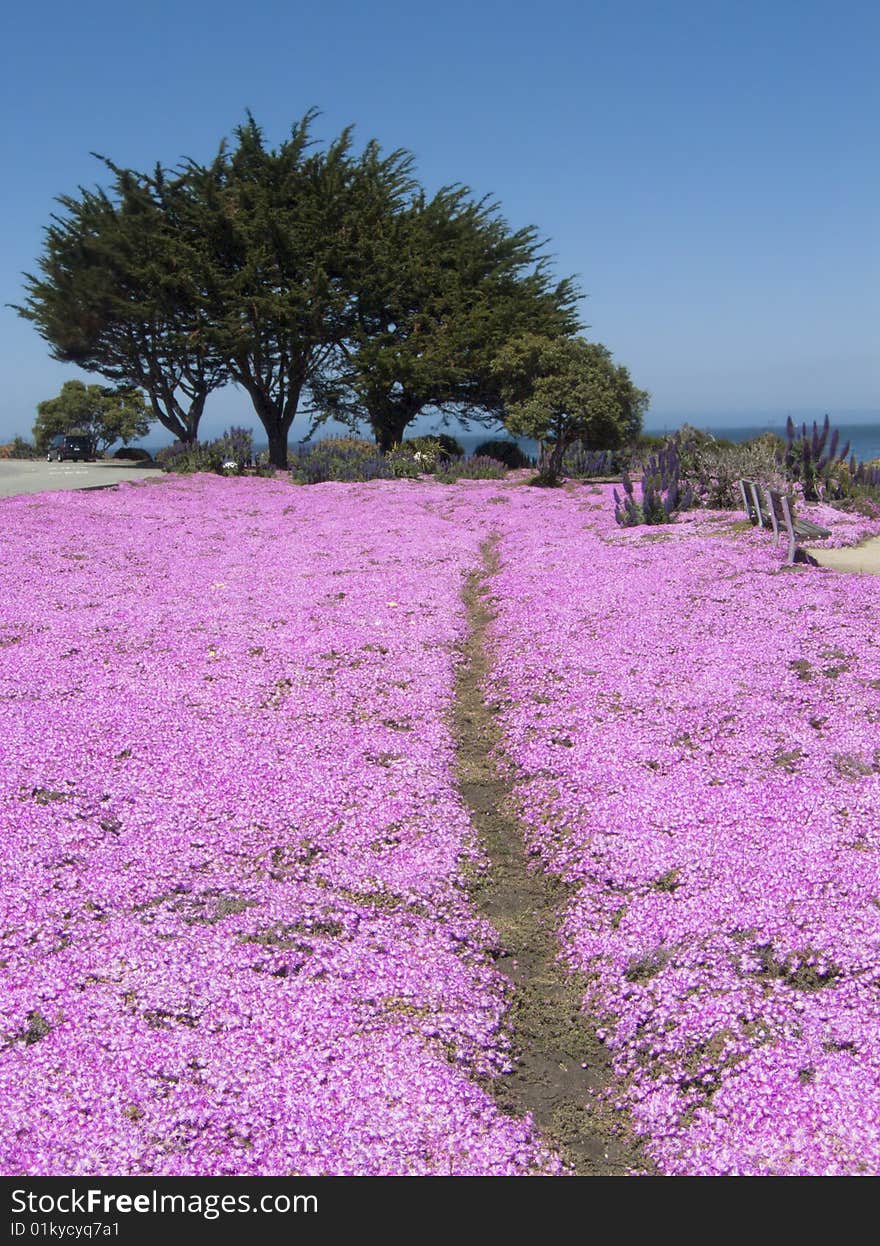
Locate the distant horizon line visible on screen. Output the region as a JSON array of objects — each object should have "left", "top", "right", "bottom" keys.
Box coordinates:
[{"left": 4, "top": 410, "right": 880, "bottom": 446}]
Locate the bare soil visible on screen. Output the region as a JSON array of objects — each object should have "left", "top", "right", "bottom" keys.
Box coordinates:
[{"left": 454, "top": 536, "right": 650, "bottom": 1175}]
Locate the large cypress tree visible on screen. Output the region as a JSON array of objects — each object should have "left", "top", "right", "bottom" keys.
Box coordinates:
[
  {"left": 181, "top": 112, "right": 416, "bottom": 466},
  {"left": 16, "top": 161, "right": 227, "bottom": 443},
  {"left": 310, "top": 186, "right": 583, "bottom": 450}
]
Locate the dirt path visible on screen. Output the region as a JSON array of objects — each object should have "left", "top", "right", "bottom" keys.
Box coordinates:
[
  {"left": 454, "top": 536, "right": 649, "bottom": 1175},
  {"left": 808, "top": 534, "right": 880, "bottom": 575}
]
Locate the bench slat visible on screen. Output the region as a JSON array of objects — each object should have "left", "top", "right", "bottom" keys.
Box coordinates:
[
  {"left": 793, "top": 519, "right": 832, "bottom": 539},
  {"left": 739, "top": 481, "right": 830, "bottom": 565}
]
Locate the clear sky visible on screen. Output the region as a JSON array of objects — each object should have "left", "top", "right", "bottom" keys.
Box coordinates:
[{"left": 2, "top": 0, "right": 877, "bottom": 444}]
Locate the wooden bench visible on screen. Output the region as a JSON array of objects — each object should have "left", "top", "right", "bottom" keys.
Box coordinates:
[
  {"left": 740, "top": 479, "right": 772, "bottom": 529},
  {"left": 766, "top": 489, "right": 831, "bottom": 565},
  {"left": 739, "top": 479, "right": 831, "bottom": 564}
]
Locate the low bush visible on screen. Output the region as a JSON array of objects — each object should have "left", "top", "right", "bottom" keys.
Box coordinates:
[
  {"left": 614, "top": 441, "right": 697, "bottom": 526},
  {"left": 157, "top": 427, "right": 253, "bottom": 475},
  {"left": 474, "top": 439, "right": 530, "bottom": 470},
  {"left": 823, "top": 456, "right": 880, "bottom": 511},
  {"left": 687, "top": 433, "right": 785, "bottom": 508},
  {"left": 290, "top": 438, "right": 393, "bottom": 484},
  {"left": 402, "top": 434, "right": 464, "bottom": 465},
  {"left": 156, "top": 442, "right": 213, "bottom": 473},
  {"left": 3, "top": 437, "right": 39, "bottom": 460},
  {"left": 112, "top": 446, "right": 153, "bottom": 462},
  {"left": 435, "top": 456, "right": 507, "bottom": 483},
  {"left": 560, "top": 444, "right": 618, "bottom": 478},
  {"left": 214, "top": 427, "right": 254, "bottom": 473},
  {"left": 384, "top": 448, "right": 422, "bottom": 479}
]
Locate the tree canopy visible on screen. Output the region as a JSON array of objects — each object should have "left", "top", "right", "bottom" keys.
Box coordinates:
[
  {"left": 492, "top": 334, "right": 649, "bottom": 482},
  {"left": 16, "top": 111, "right": 640, "bottom": 467},
  {"left": 311, "top": 186, "right": 582, "bottom": 451},
  {"left": 17, "top": 162, "right": 228, "bottom": 444},
  {"left": 173, "top": 111, "right": 418, "bottom": 465},
  {"left": 33, "top": 380, "right": 151, "bottom": 454}
]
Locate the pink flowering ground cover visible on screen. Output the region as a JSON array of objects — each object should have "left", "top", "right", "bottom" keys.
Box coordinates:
[
  {"left": 3, "top": 473, "right": 879, "bottom": 1177},
  {"left": 482, "top": 484, "right": 880, "bottom": 1175},
  {"left": 0, "top": 475, "right": 557, "bottom": 1176}
]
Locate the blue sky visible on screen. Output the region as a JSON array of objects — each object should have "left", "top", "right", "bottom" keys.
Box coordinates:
[{"left": 2, "top": 0, "right": 877, "bottom": 444}]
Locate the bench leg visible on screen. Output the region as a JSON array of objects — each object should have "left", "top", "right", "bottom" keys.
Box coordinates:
[
  {"left": 740, "top": 481, "right": 752, "bottom": 521},
  {"left": 749, "top": 482, "right": 767, "bottom": 528},
  {"left": 779, "top": 495, "right": 798, "bottom": 564}
]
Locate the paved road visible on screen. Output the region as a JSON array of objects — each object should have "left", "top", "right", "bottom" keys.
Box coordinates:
[{"left": 0, "top": 459, "right": 162, "bottom": 498}]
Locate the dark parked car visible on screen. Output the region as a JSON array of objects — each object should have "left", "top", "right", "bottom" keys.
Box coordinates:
[{"left": 47, "top": 435, "right": 94, "bottom": 462}]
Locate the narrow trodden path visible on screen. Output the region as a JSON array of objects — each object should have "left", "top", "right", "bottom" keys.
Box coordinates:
[{"left": 454, "top": 537, "right": 649, "bottom": 1175}]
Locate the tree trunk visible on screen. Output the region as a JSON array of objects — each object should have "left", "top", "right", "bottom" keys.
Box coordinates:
[
  {"left": 549, "top": 439, "right": 566, "bottom": 481},
  {"left": 267, "top": 425, "right": 289, "bottom": 469},
  {"left": 184, "top": 390, "right": 208, "bottom": 443},
  {"left": 149, "top": 390, "right": 205, "bottom": 444},
  {"left": 374, "top": 413, "right": 410, "bottom": 454}
]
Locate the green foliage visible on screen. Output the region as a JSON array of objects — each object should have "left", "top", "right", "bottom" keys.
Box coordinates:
[
  {"left": 15, "top": 161, "right": 225, "bottom": 444},
  {"left": 492, "top": 334, "right": 648, "bottom": 483},
  {"left": 182, "top": 113, "right": 417, "bottom": 466},
  {"left": 17, "top": 111, "right": 582, "bottom": 464},
  {"left": 782, "top": 415, "right": 851, "bottom": 502},
  {"left": 289, "top": 437, "right": 394, "bottom": 484},
  {"left": 111, "top": 446, "right": 153, "bottom": 461},
  {"left": 214, "top": 427, "right": 254, "bottom": 473},
  {"left": 473, "top": 439, "right": 530, "bottom": 469},
  {"left": 619, "top": 427, "right": 788, "bottom": 514},
  {"left": 631, "top": 432, "right": 666, "bottom": 462},
  {"left": 435, "top": 455, "right": 507, "bottom": 483},
  {"left": 156, "top": 426, "right": 252, "bottom": 475},
  {"left": 818, "top": 455, "right": 880, "bottom": 513},
  {"left": 384, "top": 448, "right": 422, "bottom": 478},
  {"left": 686, "top": 431, "right": 785, "bottom": 508},
  {"left": 560, "top": 443, "right": 618, "bottom": 478},
  {"left": 156, "top": 442, "right": 216, "bottom": 474},
  {"left": 403, "top": 434, "right": 465, "bottom": 463},
  {"left": 8, "top": 437, "right": 39, "bottom": 460},
  {"left": 33, "top": 380, "right": 151, "bottom": 454},
  {"left": 311, "top": 185, "right": 582, "bottom": 451},
  {"left": 389, "top": 435, "right": 464, "bottom": 472}
]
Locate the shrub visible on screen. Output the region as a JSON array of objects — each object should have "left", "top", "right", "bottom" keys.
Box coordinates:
[
  {"left": 823, "top": 456, "right": 880, "bottom": 511},
  {"left": 112, "top": 446, "right": 153, "bottom": 462},
  {"left": 614, "top": 441, "right": 696, "bottom": 526},
  {"left": 413, "top": 433, "right": 464, "bottom": 458},
  {"left": 474, "top": 439, "right": 530, "bottom": 470},
  {"left": 630, "top": 432, "right": 666, "bottom": 465},
  {"left": 684, "top": 433, "right": 785, "bottom": 508},
  {"left": 156, "top": 440, "right": 221, "bottom": 474},
  {"left": 384, "top": 447, "right": 422, "bottom": 479},
  {"left": 630, "top": 427, "right": 786, "bottom": 510},
  {"left": 435, "top": 456, "right": 508, "bottom": 483},
  {"left": 560, "top": 443, "right": 617, "bottom": 478},
  {"left": 214, "top": 426, "right": 254, "bottom": 473},
  {"left": 290, "top": 438, "right": 393, "bottom": 484},
  {"left": 782, "top": 415, "right": 850, "bottom": 502},
  {"left": 156, "top": 441, "right": 199, "bottom": 473},
  {"left": 5, "top": 437, "right": 39, "bottom": 460},
  {"left": 156, "top": 428, "right": 253, "bottom": 475}
]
